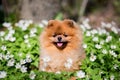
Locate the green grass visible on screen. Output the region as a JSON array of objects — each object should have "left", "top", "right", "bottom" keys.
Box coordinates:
[{"left": 0, "top": 19, "right": 120, "bottom": 80}]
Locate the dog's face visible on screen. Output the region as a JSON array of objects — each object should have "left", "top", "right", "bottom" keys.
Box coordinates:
[{"left": 44, "top": 20, "right": 77, "bottom": 50}]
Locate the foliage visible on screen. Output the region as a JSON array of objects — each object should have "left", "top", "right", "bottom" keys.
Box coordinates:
[{"left": 0, "top": 19, "right": 120, "bottom": 80}]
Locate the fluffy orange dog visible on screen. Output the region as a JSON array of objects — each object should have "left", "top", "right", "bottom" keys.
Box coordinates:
[{"left": 39, "top": 19, "right": 85, "bottom": 72}]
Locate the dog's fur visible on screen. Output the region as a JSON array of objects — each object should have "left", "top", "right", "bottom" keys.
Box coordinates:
[{"left": 39, "top": 19, "right": 85, "bottom": 72}]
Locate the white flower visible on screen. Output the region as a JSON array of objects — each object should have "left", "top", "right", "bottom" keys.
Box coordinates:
[
  {"left": 109, "top": 50, "right": 117, "bottom": 57},
  {"left": 100, "top": 40, "right": 105, "bottom": 45},
  {"left": 106, "top": 36, "right": 112, "bottom": 42},
  {"left": 25, "top": 57, "right": 32, "bottom": 63},
  {"left": 76, "top": 70, "right": 85, "bottom": 78},
  {"left": 64, "top": 58, "right": 73, "bottom": 69},
  {"left": 39, "top": 23, "right": 44, "bottom": 28},
  {"left": 20, "top": 65, "right": 27, "bottom": 73},
  {"left": 0, "top": 71, "right": 7, "bottom": 79},
  {"left": 15, "top": 20, "right": 32, "bottom": 31},
  {"left": 102, "top": 49, "right": 107, "bottom": 54},
  {"left": 42, "top": 56, "right": 51, "bottom": 62},
  {"left": 64, "top": 62, "right": 72, "bottom": 69},
  {"left": 7, "top": 58, "right": 15, "bottom": 66},
  {"left": 9, "top": 29, "right": 15, "bottom": 34},
  {"left": 41, "top": 20, "right": 48, "bottom": 25},
  {"left": 24, "top": 34, "right": 29, "bottom": 39},
  {"left": 113, "top": 64, "right": 118, "bottom": 69},
  {"left": 20, "top": 59, "right": 26, "bottom": 65},
  {"left": 106, "top": 23, "right": 112, "bottom": 28},
  {"left": 110, "top": 45, "right": 116, "bottom": 49},
  {"left": 9, "top": 36, "right": 16, "bottom": 42},
  {"left": 0, "top": 31, "right": 5, "bottom": 36},
  {"left": 111, "top": 27, "right": 118, "bottom": 34},
  {"left": 83, "top": 44, "right": 87, "bottom": 49},
  {"left": 1, "top": 45, "right": 7, "bottom": 51},
  {"left": 95, "top": 44, "right": 102, "bottom": 49},
  {"left": 86, "top": 31, "right": 91, "bottom": 36},
  {"left": 67, "top": 58, "right": 73, "bottom": 64},
  {"left": 15, "top": 63, "right": 21, "bottom": 69},
  {"left": 24, "top": 39, "right": 29, "bottom": 43},
  {"left": 91, "top": 29, "right": 98, "bottom": 35},
  {"left": 56, "top": 71, "right": 61, "bottom": 74},
  {"left": 3, "top": 22, "right": 11, "bottom": 28},
  {"left": 93, "top": 37, "right": 99, "bottom": 42},
  {"left": 29, "top": 71, "right": 36, "bottom": 80},
  {"left": 110, "top": 75, "right": 114, "bottom": 80},
  {"left": 90, "top": 54, "right": 96, "bottom": 62}
]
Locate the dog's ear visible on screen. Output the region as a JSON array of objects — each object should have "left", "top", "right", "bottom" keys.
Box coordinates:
[
  {"left": 64, "top": 19, "right": 75, "bottom": 28},
  {"left": 47, "top": 20, "right": 54, "bottom": 28}
]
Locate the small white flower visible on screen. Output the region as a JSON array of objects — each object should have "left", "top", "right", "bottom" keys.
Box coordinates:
[
  {"left": 110, "top": 75, "right": 114, "bottom": 80},
  {"left": 83, "top": 44, "right": 87, "bottom": 49},
  {"left": 93, "top": 37, "right": 99, "bottom": 42},
  {"left": 0, "top": 71, "right": 7, "bottom": 79},
  {"left": 0, "top": 31, "right": 5, "bottom": 36},
  {"left": 64, "top": 62, "right": 72, "bottom": 69},
  {"left": 9, "top": 36, "right": 16, "bottom": 42},
  {"left": 42, "top": 56, "right": 51, "bottom": 63},
  {"left": 90, "top": 54, "right": 96, "bottom": 62},
  {"left": 24, "top": 39, "right": 29, "bottom": 43},
  {"left": 29, "top": 71, "right": 36, "bottom": 80},
  {"left": 91, "top": 29, "right": 98, "bottom": 35},
  {"left": 111, "top": 27, "right": 118, "bottom": 34},
  {"left": 76, "top": 70, "right": 85, "bottom": 78},
  {"left": 20, "top": 59, "right": 26, "bottom": 65},
  {"left": 64, "top": 58, "right": 73, "bottom": 69},
  {"left": 86, "top": 31, "right": 91, "bottom": 36},
  {"left": 7, "top": 58, "right": 15, "bottom": 66},
  {"left": 1, "top": 45, "right": 7, "bottom": 51},
  {"left": 67, "top": 58, "right": 73, "bottom": 64},
  {"left": 109, "top": 50, "right": 117, "bottom": 57},
  {"left": 56, "top": 71, "right": 61, "bottom": 74},
  {"left": 95, "top": 44, "right": 102, "bottom": 49},
  {"left": 15, "top": 63, "right": 21, "bottom": 69},
  {"left": 102, "top": 49, "right": 107, "bottom": 54},
  {"left": 3, "top": 22, "right": 11, "bottom": 28},
  {"left": 110, "top": 45, "right": 116, "bottom": 49},
  {"left": 106, "top": 36, "right": 112, "bottom": 42},
  {"left": 9, "top": 29, "right": 15, "bottom": 34},
  {"left": 100, "top": 40, "right": 105, "bottom": 45},
  {"left": 24, "top": 34, "right": 29, "bottom": 39},
  {"left": 39, "top": 23, "right": 44, "bottom": 28},
  {"left": 20, "top": 65, "right": 27, "bottom": 73},
  {"left": 41, "top": 20, "right": 48, "bottom": 25},
  {"left": 25, "top": 57, "right": 32, "bottom": 63},
  {"left": 113, "top": 64, "right": 118, "bottom": 69}
]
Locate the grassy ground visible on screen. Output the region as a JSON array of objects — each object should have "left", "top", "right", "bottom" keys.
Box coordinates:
[{"left": 0, "top": 19, "right": 120, "bottom": 80}]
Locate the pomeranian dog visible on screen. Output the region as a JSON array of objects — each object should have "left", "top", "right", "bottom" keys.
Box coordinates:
[{"left": 39, "top": 19, "right": 85, "bottom": 72}]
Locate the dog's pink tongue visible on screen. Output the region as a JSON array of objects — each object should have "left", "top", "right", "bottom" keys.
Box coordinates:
[{"left": 57, "top": 43, "right": 63, "bottom": 47}]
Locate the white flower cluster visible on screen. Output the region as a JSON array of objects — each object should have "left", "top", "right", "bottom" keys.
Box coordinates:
[
  {"left": 41, "top": 56, "right": 51, "bottom": 71},
  {"left": 0, "top": 71, "right": 7, "bottom": 79},
  {"left": 76, "top": 70, "right": 85, "bottom": 78},
  {"left": 15, "top": 20, "right": 33, "bottom": 31},
  {"left": 2, "top": 22, "right": 16, "bottom": 42},
  {"left": 64, "top": 58, "right": 73, "bottom": 69},
  {"left": 39, "top": 20, "right": 48, "bottom": 28}
]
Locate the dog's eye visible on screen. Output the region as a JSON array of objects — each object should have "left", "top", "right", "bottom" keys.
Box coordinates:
[
  {"left": 64, "top": 34, "right": 68, "bottom": 37},
  {"left": 52, "top": 34, "right": 57, "bottom": 37}
]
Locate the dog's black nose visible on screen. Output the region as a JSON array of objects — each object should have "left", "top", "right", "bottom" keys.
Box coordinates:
[{"left": 58, "top": 37, "right": 62, "bottom": 41}]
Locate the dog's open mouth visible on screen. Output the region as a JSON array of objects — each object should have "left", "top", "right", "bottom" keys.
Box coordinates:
[{"left": 53, "top": 42, "right": 68, "bottom": 49}]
